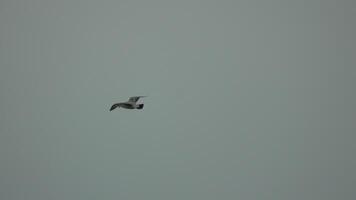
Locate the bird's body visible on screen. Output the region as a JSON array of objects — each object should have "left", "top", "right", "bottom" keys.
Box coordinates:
[{"left": 110, "top": 96, "right": 146, "bottom": 111}]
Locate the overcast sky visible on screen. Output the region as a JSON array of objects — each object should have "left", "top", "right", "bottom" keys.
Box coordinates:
[{"left": 0, "top": 0, "right": 355, "bottom": 200}]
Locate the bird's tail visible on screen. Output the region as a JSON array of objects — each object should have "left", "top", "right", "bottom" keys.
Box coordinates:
[{"left": 137, "top": 104, "right": 144, "bottom": 109}]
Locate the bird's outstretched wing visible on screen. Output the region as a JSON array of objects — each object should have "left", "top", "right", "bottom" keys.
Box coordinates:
[
  {"left": 128, "top": 96, "right": 146, "bottom": 103},
  {"left": 110, "top": 103, "right": 120, "bottom": 111}
]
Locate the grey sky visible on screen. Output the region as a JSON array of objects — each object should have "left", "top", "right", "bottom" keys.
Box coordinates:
[{"left": 0, "top": 0, "right": 355, "bottom": 200}]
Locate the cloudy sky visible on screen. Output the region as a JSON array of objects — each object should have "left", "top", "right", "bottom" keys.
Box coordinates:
[{"left": 0, "top": 0, "right": 355, "bottom": 200}]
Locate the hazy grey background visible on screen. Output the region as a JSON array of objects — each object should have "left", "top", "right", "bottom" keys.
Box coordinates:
[{"left": 0, "top": 0, "right": 355, "bottom": 199}]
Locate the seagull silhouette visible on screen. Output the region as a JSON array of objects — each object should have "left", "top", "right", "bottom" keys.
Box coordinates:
[{"left": 110, "top": 96, "right": 146, "bottom": 111}]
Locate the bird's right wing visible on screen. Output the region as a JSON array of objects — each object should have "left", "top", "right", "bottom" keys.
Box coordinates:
[{"left": 128, "top": 96, "right": 146, "bottom": 103}]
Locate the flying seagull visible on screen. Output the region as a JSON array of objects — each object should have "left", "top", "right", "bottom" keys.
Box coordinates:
[{"left": 110, "top": 96, "right": 146, "bottom": 111}]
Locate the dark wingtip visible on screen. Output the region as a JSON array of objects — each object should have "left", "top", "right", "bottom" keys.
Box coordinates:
[{"left": 110, "top": 104, "right": 117, "bottom": 111}]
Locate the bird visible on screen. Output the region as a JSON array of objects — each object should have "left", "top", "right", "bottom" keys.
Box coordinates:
[{"left": 110, "top": 96, "right": 146, "bottom": 111}]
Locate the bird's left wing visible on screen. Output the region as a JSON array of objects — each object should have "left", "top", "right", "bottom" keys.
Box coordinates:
[{"left": 110, "top": 103, "right": 120, "bottom": 111}]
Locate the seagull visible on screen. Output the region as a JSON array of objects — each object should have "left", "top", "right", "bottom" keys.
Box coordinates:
[{"left": 110, "top": 96, "right": 146, "bottom": 111}]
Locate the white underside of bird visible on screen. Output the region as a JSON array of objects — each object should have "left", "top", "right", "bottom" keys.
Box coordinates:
[{"left": 110, "top": 96, "right": 146, "bottom": 111}]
